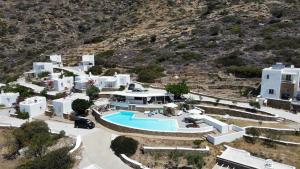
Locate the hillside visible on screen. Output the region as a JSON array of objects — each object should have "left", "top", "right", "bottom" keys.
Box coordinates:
[{"left": 0, "top": 0, "right": 299, "bottom": 98}]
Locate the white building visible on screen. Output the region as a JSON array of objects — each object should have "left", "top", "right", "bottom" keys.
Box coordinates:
[
  {"left": 74, "top": 73, "right": 131, "bottom": 91},
  {"left": 79, "top": 54, "right": 95, "bottom": 71},
  {"left": 33, "top": 62, "right": 54, "bottom": 77},
  {"left": 50, "top": 76, "right": 74, "bottom": 92},
  {"left": 260, "top": 63, "right": 300, "bottom": 100},
  {"left": 19, "top": 96, "right": 47, "bottom": 117},
  {"left": 0, "top": 91, "right": 19, "bottom": 107},
  {"left": 109, "top": 88, "right": 174, "bottom": 108},
  {"left": 216, "top": 146, "right": 296, "bottom": 169},
  {"left": 52, "top": 93, "right": 89, "bottom": 117},
  {"left": 50, "top": 54, "right": 62, "bottom": 67},
  {"left": 74, "top": 76, "right": 89, "bottom": 90}
]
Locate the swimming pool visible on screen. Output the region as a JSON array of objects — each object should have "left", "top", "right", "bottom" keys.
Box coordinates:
[{"left": 102, "top": 111, "right": 179, "bottom": 132}]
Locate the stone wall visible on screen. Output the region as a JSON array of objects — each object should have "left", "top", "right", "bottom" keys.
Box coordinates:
[
  {"left": 267, "top": 99, "right": 291, "bottom": 110},
  {"left": 198, "top": 105, "right": 278, "bottom": 121}
]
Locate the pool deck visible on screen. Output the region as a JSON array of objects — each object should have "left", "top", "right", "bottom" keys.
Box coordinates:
[{"left": 100, "top": 110, "right": 213, "bottom": 131}]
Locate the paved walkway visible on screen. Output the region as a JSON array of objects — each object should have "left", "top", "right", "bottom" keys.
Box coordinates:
[
  {"left": 16, "top": 77, "right": 44, "bottom": 93},
  {"left": 184, "top": 93, "right": 300, "bottom": 123},
  {"left": 0, "top": 116, "right": 131, "bottom": 169}
]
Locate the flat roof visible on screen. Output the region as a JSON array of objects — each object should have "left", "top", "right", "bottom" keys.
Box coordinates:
[
  {"left": 218, "top": 146, "right": 296, "bottom": 169},
  {"left": 107, "top": 88, "right": 170, "bottom": 97}
]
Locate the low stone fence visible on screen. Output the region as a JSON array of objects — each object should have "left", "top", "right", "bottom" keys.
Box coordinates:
[
  {"left": 244, "top": 134, "right": 300, "bottom": 146},
  {"left": 267, "top": 99, "right": 291, "bottom": 110},
  {"left": 142, "top": 146, "right": 210, "bottom": 154},
  {"left": 207, "top": 125, "right": 246, "bottom": 145},
  {"left": 245, "top": 126, "right": 300, "bottom": 135},
  {"left": 198, "top": 101, "right": 273, "bottom": 116},
  {"left": 198, "top": 105, "right": 278, "bottom": 121},
  {"left": 120, "top": 154, "right": 150, "bottom": 169}
]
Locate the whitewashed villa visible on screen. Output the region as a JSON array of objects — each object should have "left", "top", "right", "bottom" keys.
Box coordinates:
[
  {"left": 0, "top": 91, "right": 19, "bottom": 107},
  {"left": 19, "top": 96, "right": 47, "bottom": 117}
]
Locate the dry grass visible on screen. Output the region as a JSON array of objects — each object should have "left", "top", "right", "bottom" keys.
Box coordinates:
[
  {"left": 129, "top": 136, "right": 222, "bottom": 169},
  {"left": 0, "top": 129, "right": 22, "bottom": 169},
  {"left": 215, "top": 116, "right": 300, "bottom": 129},
  {"left": 227, "top": 138, "right": 300, "bottom": 168}
]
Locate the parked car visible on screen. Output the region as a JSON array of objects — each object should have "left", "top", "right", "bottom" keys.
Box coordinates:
[{"left": 74, "top": 118, "right": 95, "bottom": 129}]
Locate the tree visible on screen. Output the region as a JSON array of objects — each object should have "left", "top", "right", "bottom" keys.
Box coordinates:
[
  {"left": 12, "top": 121, "right": 56, "bottom": 158},
  {"left": 87, "top": 65, "right": 103, "bottom": 75},
  {"left": 17, "top": 147, "right": 74, "bottom": 169},
  {"left": 13, "top": 121, "right": 50, "bottom": 147},
  {"left": 110, "top": 136, "right": 138, "bottom": 157},
  {"left": 71, "top": 99, "right": 91, "bottom": 116},
  {"left": 165, "top": 81, "right": 190, "bottom": 99},
  {"left": 86, "top": 85, "right": 100, "bottom": 100}
]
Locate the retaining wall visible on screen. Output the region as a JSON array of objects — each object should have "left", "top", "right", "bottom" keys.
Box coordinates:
[
  {"left": 267, "top": 99, "right": 291, "bottom": 110},
  {"left": 198, "top": 105, "right": 278, "bottom": 121},
  {"left": 245, "top": 126, "right": 300, "bottom": 135},
  {"left": 243, "top": 134, "right": 300, "bottom": 146},
  {"left": 207, "top": 125, "right": 245, "bottom": 145},
  {"left": 92, "top": 109, "right": 208, "bottom": 137},
  {"left": 120, "top": 154, "right": 150, "bottom": 169},
  {"left": 142, "top": 146, "right": 209, "bottom": 154}
]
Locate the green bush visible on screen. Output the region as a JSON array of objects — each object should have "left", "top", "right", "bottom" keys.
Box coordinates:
[
  {"left": 264, "top": 36, "right": 300, "bottom": 50},
  {"left": 110, "top": 136, "right": 138, "bottom": 156},
  {"left": 181, "top": 51, "right": 204, "bottom": 61},
  {"left": 84, "top": 35, "right": 105, "bottom": 44},
  {"left": 71, "top": 99, "right": 91, "bottom": 116},
  {"left": 38, "top": 71, "right": 50, "bottom": 78},
  {"left": 215, "top": 51, "right": 245, "bottom": 67},
  {"left": 249, "top": 100, "right": 261, "bottom": 109},
  {"left": 3, "top": 85, "right": 34, "bottom": 98},
  {"left": 86, "top": 85, "right": 100, "bottom": 100},
  {"left": 185, "top": 153, "right": 205, "bottom": 169},
  {"left": 88, "top": 65, "right": 103, "bottom": 75},
  {"left": 132, "top": 65, "right": 165, "bottom": 83},
  {"left": 226, "top": 66, "right": 262, "bottom": 78},
  {"left": 95, "top": 50, "right": 115, "bottom": 66},
  {"left": 165, "top": 81, "right": 190, "bottom": 99},
  {"left": 104, "top": 68, "right": 120, "bottom": 76},
  {"left": 17, "top": 147, "right": 74, "bottom": 169},
  {"left": 16, "top": 111, "right": 29, "bottom": 120}
]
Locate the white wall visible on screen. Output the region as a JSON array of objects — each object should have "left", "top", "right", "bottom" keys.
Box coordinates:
[
  {"left": 53, "top": 77, "right": 74, "bottom": 91},
  {"left": 116, "top": 74, "right": 130, "bottom": 87},
  {"left": 52, "top": 95, "right": 89, "bottom": 116},
  {"left": 202, "top": 115, "right": 229, "bottom": 134},
  {"left": 19, "top": 97, "right": 47, "bottom": 117},
  {"left": 207, "top": 125, "right": 245, "bottom": 145},
  {"left": 260, "top": 69, "right": 282, "bottom": 99},
  {"left": 52, "top": 99, "right": 72, "bottom": 117},
  {"left": 33, "top": 62, "right": 54, "bottom": 76},
  {"left": 0, "top": 93, "right": 19, "bottom": 107}
]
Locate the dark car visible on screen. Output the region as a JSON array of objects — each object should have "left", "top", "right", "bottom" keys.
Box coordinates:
[{"left": 74, "top": 118, "right": 95, "bottom": 129}]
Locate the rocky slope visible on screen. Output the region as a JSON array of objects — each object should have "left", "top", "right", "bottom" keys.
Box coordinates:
[{"left": 0, "top": 0, "right": 299, "bottom": 83}]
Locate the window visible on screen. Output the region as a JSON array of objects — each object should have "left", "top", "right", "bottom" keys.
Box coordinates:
[
  {"left": 286, "top": 75, "right": 292, "bottom": 81},
  {"left": 266, "top": 74, "right": 270, "bottom": 79},
  {"left": 269, "top": 89, "right": 274, "bottom": 94}
]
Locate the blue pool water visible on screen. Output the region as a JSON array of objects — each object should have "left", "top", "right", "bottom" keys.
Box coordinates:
[{"left": 102, "top": 111, "right": 178, "bottom": 132}]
